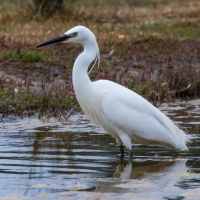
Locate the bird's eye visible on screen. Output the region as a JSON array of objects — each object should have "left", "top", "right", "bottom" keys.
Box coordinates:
[{"left": 73, "top": 32, "right": 78, "bottom": 37}]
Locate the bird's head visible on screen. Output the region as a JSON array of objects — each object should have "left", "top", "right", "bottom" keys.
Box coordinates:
[{"left": 36, "top": 25, "right": 96, "bottom": 48}]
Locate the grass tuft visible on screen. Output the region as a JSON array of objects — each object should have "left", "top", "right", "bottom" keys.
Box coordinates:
[{"left": 3, "top": 50, "right": 42, "bottom": 63}]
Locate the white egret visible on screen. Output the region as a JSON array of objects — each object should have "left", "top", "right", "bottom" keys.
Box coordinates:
[{"left": 36, "top": 25, "right": 190, "bottom": 157}]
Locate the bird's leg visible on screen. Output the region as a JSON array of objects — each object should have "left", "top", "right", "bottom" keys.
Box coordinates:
[
  {"left": 120, "top": 145, "right": 124, "bottom": 157},
  {"left": 119, "top": 154, "right": 124, "bottom": 165}
]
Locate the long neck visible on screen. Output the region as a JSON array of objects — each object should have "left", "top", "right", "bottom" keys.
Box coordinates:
[{"left": 72, "top": 41, "right": 99, "bottom": 96}]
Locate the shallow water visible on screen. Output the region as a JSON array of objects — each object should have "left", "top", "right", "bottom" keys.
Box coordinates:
[{"left": 0, "top": 100, "right": 200, "bottom": 200}]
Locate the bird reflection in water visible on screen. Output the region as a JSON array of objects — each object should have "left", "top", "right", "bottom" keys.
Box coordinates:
[{"left": 96, "top": 157, "right": 188, "bottom": 194}]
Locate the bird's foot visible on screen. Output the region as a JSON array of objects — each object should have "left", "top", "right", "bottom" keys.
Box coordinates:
[{"left": 119, "top": 155, "right": 124, "bottom": 164}]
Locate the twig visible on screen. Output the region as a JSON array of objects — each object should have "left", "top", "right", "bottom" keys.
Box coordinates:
[{"left": 32, "top": 0, "right": 46, "bottom": 21}]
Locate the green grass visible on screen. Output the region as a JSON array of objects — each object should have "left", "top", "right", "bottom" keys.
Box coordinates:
[
  {"left": 0, "top": 85, "right": 78, "bottom": 118},
  {"left": 138, "top": 22, "right": 169, "bottom": 32},
  {"left": 0, "top": 90, "right": 6, "bottom": 99},
  {"left": 2, "top": 50, "right": 43, "bottom": 62},
  {"left": 0, "top": 26, "right": 10, "bottom": 33},
  {"left": 172, "top": 22, "right": 200, "bottom": 39},
  {"left": 137, "top": 21, "right": 200, "bottom": 39},
  {"left": 132, "top": 81, "right": 154, "bottom": 94}
]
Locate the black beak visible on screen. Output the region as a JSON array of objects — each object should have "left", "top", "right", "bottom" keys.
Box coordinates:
[{"left": 36, "top": 34, "right": 69, "bottom": 48}]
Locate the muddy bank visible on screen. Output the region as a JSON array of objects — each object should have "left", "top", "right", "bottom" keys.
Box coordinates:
[{"left": 1, "top": 98, "right": 200, "bottom": 134}]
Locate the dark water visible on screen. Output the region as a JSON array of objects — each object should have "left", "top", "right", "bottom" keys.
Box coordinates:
[{"left": 0, "top": 100, "right": 200, "bottom": 200}]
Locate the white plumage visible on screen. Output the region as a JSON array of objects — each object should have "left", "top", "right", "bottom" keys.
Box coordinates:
[{"left": 37, "top": 25, "right": 190, "bottom": 156}]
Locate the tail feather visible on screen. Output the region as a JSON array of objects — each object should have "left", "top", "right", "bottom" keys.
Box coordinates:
[
  {"left": 170, "top": 124, "right": 190, "bottom": 151},
  {"left": 151, "top": 105, "right": 190, "bottom": 151}
]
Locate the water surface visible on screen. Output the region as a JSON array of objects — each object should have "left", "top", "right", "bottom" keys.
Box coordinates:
[{"left": 0, "top": 99, "right": 200, "bottom": 200}]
